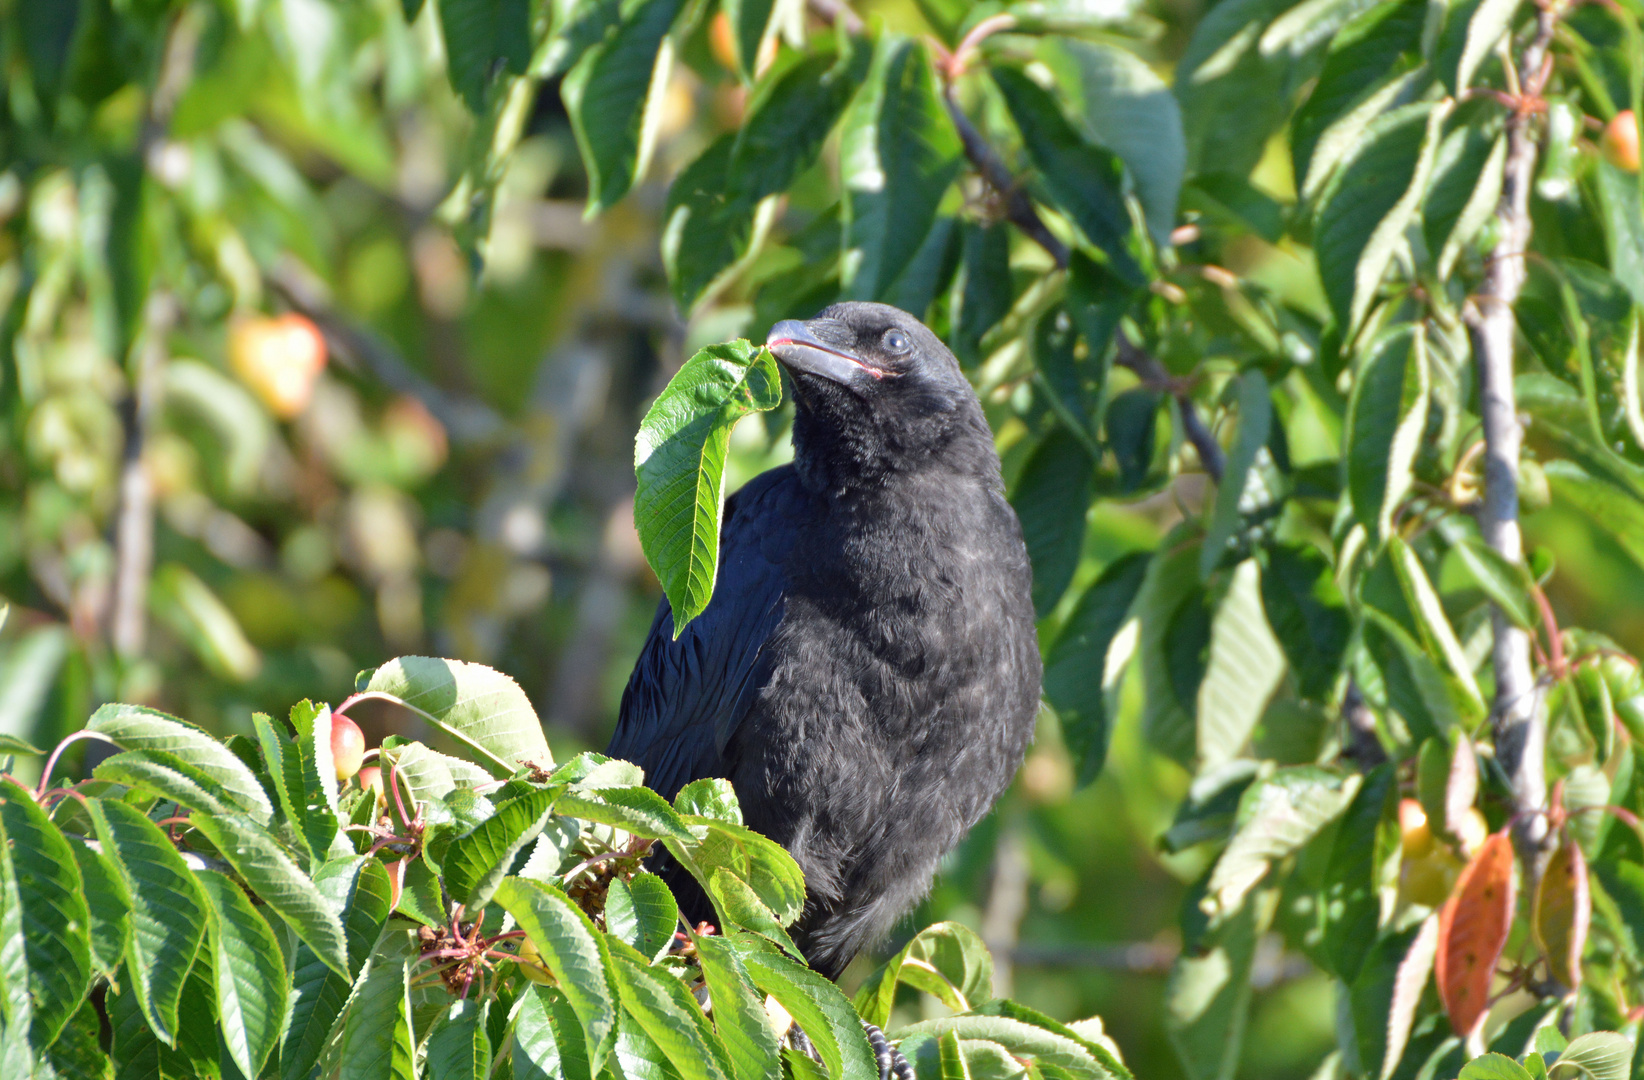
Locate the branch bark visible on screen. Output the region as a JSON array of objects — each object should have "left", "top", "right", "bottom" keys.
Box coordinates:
[{"left": 1463, "top": 4, "right": 1561, "bottom": 869}]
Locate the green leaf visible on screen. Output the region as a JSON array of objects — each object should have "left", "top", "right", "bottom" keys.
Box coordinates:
[
  {"left": 1043, "top": 552, "right": 1151, "bottom": 786},
  {"left": 1197, "top": 560, "right": 1288, "bottom": 771},
  {"left": 383, "top": 740, "right": 496, "bottom": 802},
  {"left": 1204, "top": 767, "right": 1361, "bottom": 919},
  {"left": 1033, "top": 38, "right": 1185, "bottom": 247},
  {"left": 336, "top": 928, "right": 417, "bottom": 1080},
  {"left": 732, "top": 48, "right": 869, "bottom": 199},
  {"left": 662, "top": 137, "right": 765, "bottom": 313},
  {"left": 562, "top": 0, "right": 687, "bottom": 211},
  {"left": 1165, "top": 879, "right": 1265, "bottom": 1080},
  {"left": 109, "top": 957, "right": 221, "bottom": 1079},
  {"left": 253, "top": 711, "right": 334, "bottom": 868},
  {"left": 492, "top": 878, "right": 618, "bottom": 1061},
  {"left": 853, "top": 921, "right": 993, "bottom": 1029},
  {"left": 1424, "top": 125, "right": 1507, "bottom": 280},
  {"left": 0, "top": 734, "right": 42, "bottom": 757},
  {"left": 513, "top": 985, "right": 595, "bottom": 1080},
  {"left": 705, "top": 867, "right": 803, "bottom": 958},
  {"left": 1361, "top": 610, "right": 1463, "bottom": 740},
  {"left": 365, "top": 657, "right": 552, "bottom": 776},
  {"left": 557, "top": 784, "right": 698, "bottom": 842},
  {"left": 694, "top": 935, "right": 781, "bottom": 1080},
  {"left": 42, "top": 998, "right": 110, "bottom": 1080},
  {"left": 280, "top": 856, "right": 393, "bottom": 1080},
  {"left": 954, "top": 221, "right": 1015, "bottom": 365},
  {"left": 67, "top": 834, "right": 129, "bottom": 980},
  {"left": 605, "top": 872, "right": 678, "bottom": 960},
  {"left": 840, "top": 37, "right": 962, "bottom": 300},
  {"left": 93, "top": 748, "right": 238, "bottom": 817},
  {"left": 187, "top": 812, "right": 349, "bottom": 979},
  {"left": 1448, "top": 538, "right": 1535, "bottom": 630},
  {"left": 195, "top": 869, "right": 288, "bottom": 1079},
  {"left": 993, "top": 65, "right": 1141, "bottom": 285},
  {"left": 1175, "top": 0, "right": 1300, "bottom": 182},
  {"left": 1137, "top": 538, "right": 1204, "bottom": 764},
  {"left": 1321, "top": 764, "right": 1397, "bottom": 983},
  {"left": 674, "top": 778, "right": 743, "bottom": 824},
  {"left": 288, "top": 700, "right": 345, "bottom": 843},
  {"left": 897, "top": 1012, "right": 1121, "bottom": 1079},
  {"left": 1345, "top": 325, "right": 1428, "bottom": 543},
  {"left": 726, "top": 936, "right": 879, "bottom": 1080},
  {"left": 437, "top": 0, "right": 529, "bottom": 110},
  {"left": 89, "top": 703, "right": 274, "bottom": 823},
  {"left": 1595, "top": 161, "right": 1644, "bottom": 309},
  {"left": 1315, "top": 101, "right": 1451, "bottom": 332},
  {"left": 669, "top": 819, "right": 806, "bottom": 925},
  {"left": 723, "top": 0, "right": 775, "bottom": 79},
  {"left": 1386, "top": 536, "right": 1483, "bottom": 709},
  {"left": 632, "top": 340, "right": 784, "bottom": 635},
  {"left": 1549, "top": 1033, "right": 1631, "bottom": 1080},
  {"left": 1259, "top": 543, "right": 1351, "bottom": 699},
  {"left": 427, "top": 999, "right": 492, "bottom": 1080},
  {"left": 1451, "top": 0, "right": 1520, "bottom": 92},
  {"left": 87, "top": 797, "right": 208, "bottom": 1046},
  {"left": 610, "top": 945, "right": 736, "bottom": 1080},
  {"left": 441, "top": 786, "right": 558, "bottom": 908},
  {"left": 1106, "top": 388, "right": 1162, "bottom": 493},
  {"left": 1013, "top": 428, "right": 1096, "bottom": 617},
  {"left": 0, "top": 777, "right": 91, "bottom": 1046},
  {"left": 1202, "top": 372, "right": 1273, "bottom": 578},
  {"left": 150, "top": 563, "right": 263, "bottom": 684},
  {"left": 1459, "top": 1055, "right": 1537, "bottom": 1080}
]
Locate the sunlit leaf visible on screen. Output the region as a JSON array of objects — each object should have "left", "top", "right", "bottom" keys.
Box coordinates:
[
  {"left": 1013, "top": 428, "right": 1095, "bottom": 616},
  {"left": 853, "top": 921, "right": 993, "bottom": 1029},
  {"left": 0, "top": 776, "right": 91, "bottom": 1046},
  {"left": 1197, "top": 559, "right": 1287, "bottom": 771},
  {"left": 1345, "top": 325, "right": 1427, "bottom": 543},
  {"left": 195, "top": 868, "right": 288, "bottom": 1079},
  {"left": 365, "top": 656, "right": 552, "bottom": 776},
  {"left": 1533, "top": 841, "right": 1589, "bottom": 991},
  {"left": 694, "top": 934, "right": 781, "bottom": 1080},
  {"left": 1436, "top": 832, "right": 1515, "bottom": 1035},
  {"left": 441, "top": 786, "right": 557, "bottom": 908},
  {"left": 89, "top": 703, "right": 274, "bottom": 823},
  {"left": 492, "top": 878, "right": 618, "bottom": 1062},
  {"left": 1204, "top": 767, "right": 1361, "bottom": 919},
  {"left": 726, "top": 936, "right": 879, "bottom": 1080}
]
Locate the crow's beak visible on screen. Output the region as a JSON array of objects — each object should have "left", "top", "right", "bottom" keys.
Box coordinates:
[{"left": 766, "top": 320, "right": 892, "bottom": 384}]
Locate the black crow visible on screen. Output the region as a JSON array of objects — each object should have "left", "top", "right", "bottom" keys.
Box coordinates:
[{"left": 610, "top": 301, "right": 1041, "bottom": 978}]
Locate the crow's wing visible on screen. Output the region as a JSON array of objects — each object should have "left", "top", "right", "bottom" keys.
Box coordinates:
[{"left": 608, "top": 467, "right": 807, "bottom": 801}]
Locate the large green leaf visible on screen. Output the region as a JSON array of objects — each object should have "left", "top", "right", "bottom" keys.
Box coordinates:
[
  {"left": 427, "top": 999, "right": 492, "bottom": 1080},
  {"left": 1202, "top": 372, "right": 1273, "bottom": 579},
  {"left": 898, "top": 1010, "right": 1122, "bottom": 1079},
  {"left": 441, "top": 786, "right": 557, "bottom": 908},
  {"left": 694, "top": 935, "right": 781, "bottom": 1080},
  {"left": 253, "top": 710, "right": 335, "bottom": 868},
  {"left": 1137, "top": 537, "right": 1204, "bottom": 764},
  {"left": 109, "top": 957, "right": 221, "bottom": 1079},
  {"left": 88, "top": 703, "right": 274, "bottom": 822},
  {"left": 727, "top": 936, "right": 879, "bottom": 1080},
  {"left": 1596, "top": 160, "right": 1644, "bottom": 309},
  {"left": 67, "top": 834, "right": 130, "bottom": 980},
  {"left": 1174, "top": 0, "right": 1300, "bottom": 181},
  {"left": 1315, "top": 101, "right": 1450, "bottom": 331},
  {"left": 556, "top": 784, "right": 697, "bottom": 842},
  {"left": 853, "top": 921, "right": 993, "bottom": 1029},
  {"left": 1423, "top": 124, "right": 1506, "bottom": 279},
  {"left": 993, "top": 65, "right": 1140, "bottom": 284},
  {"left": 705, "top": 866, "right": 803, "bottom": 958},
  {"left": 840, "top": 37, "right": 962, "bottom": 300},
  {"left": 1197, "top": 560, "right": 1288, "bottom": 771},
  {"left": 1043, "top": 552, "right": 1151, "bottom": 786},
  {"left": 492, "top": 878, "right": 618, "bottom": 1061},
  {"left": 1033, "top": 37, "right": 1185, "bottom": 247},
  {"left": 188, "top": 812, "right": 349, "bottom": 979},
  {"left": 1013, "top": 427, "right": 1095, "bottom": 617},
  {"left": 93, "top": 748, "right": 238, "bottom": 817},
  {"left": 1204, "top": 767, "right": 1361, "bottom": 919},
  {"left": 633, "top": 340, "right": 784, "bottom": 635},
  {"left": 1259, "top": 543, "right": 1351, "bottom": 699},
  {"left": 87, "top": 797, "right": 208, "bottom": 1046},
  {"left": 611, "top": 945, "right": 736, "bottom": 1080},
  {"left": 364, "top": 656, "right": 552, "bottom": 776},
  {"left": 281, "top": 856, "right": 393, "bottom": 1080},
  {"left": 1385, "top": 536, "right": 1483, "bottom": 709},
  {"left": 669, "top": 818, "right": 806, "bottom": 925},
  {"left": 1165, "top": 876, "right": 1266, "bottom": 1080},
  {"left": 513, "top": 985, "right": 595, "bottom": 1080},
  {"left": 1448, "top": 0, "right": 1521, "bottom": 92},
  {"left": 0, "top": 776, "right": 91, "bottom": 1046},
  {"left": 336, "top": 929, "right": 417, "bottom": 1080},
  {"left": 562, "top": 0, "right": 687, "bottom": 210},
  {"left": 437, "top": 0, "right": 530, "bottom": 109},
  {"left": 195, "top": 868, "right": 288, "bottom": 1079},
  {"left": 1345, "top": 325, "right": 1427, "bottom": 543},
  {"left": 1320, "top": 764, "right": 1397, "bottom": 982},
  {"left": 604, "top": 872, "right": 678, "bottom": 960}
]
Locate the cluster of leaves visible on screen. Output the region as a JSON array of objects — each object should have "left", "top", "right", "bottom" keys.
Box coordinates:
[{"left": 0, "top": 647, "right": 1134, "bottom": 1080}]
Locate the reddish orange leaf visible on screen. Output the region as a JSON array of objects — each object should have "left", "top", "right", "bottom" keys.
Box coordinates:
[
  {"left": 1436, "top": 831, "right": 1516, "bottom": 1035},
  {"left": 1534, "top": 840, "right": 1589, "bottom": 990}
]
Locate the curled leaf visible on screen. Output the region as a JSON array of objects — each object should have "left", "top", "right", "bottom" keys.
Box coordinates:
[{"left": 1533, "top": 841, "right": 1589, "bottom": 990}]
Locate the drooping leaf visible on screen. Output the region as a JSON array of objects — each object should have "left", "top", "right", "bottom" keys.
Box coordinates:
[
  {"left": 693, "top": 935, "right": 782, "bottom": 1080},
  {"left": 1386, "top": 536, "right": 1483, "bottom": 709},
  {"left": 88, "top": 703, "right": 274, "bottom": 823},
  {"left": 562, "top": 0, "right": 688, "bottom": 210},
  {"left": 1381, "top": 915, "right": 1440, "bottom": 1080},
  {"left": 1449, "top": 0, "right": 1521, "bottom": 93},
  {"left": 364, "top": 656, "right": 552, "bottom": 776},
  {"left": 853, "top": 921, "right": 993, "bottom": 1029},
  {"left": 0, "top": 776, "right": 91, "bottom": 1046},
  {"left": 839, "top": 37, "right": 963, "bottom": 300},
  {"left": 1424, "top": 124, "right": 1507, "bottom": 279},
  {"left": 427, "top": 998, "right": 492, "bottom": 1080},
  {"left": 1013, "top": 428, "right": 1096, "bottom": 617},
  {"left": 1345, "top": 325, "right": 1428, "bottom": 543},
  {"left": 1436, "top": 832, "right": 1516, "bottom": 1035},
  {"left": 705, "top": 867, "right": 803, "bottom": 959},
  {"left": 1202, "top": 373, "right": 1273, "bottom": 578},
  {"left": 441, "top": 786, "right": 558, "bottom": 908},
  {"left": 1321, "top": 764, "right": 1397, "bottom": 982},
  {"left": 1204, "top": 767, "right": 1361, "bottom": 919},
  {"left": 1043, "top": 552, "right": 1152, "bottom": 786},
  {"left": 1594, "top": 161, "right": 1644, "bottom": 309},
  {"left": 1175, "top": 0, "right": 1304, "bottom": 183},
  {"left": 1197, "top": 560, "right": 1288, "bottom": 771},
  {"left": 492, "top": 878, "right": 618, "bottom": 1062},
  {"left": 437, "top": 0, "right": 530, "bottom": 110},
  {"left": 633, "top": 341, "right": 784, "bottom": 635},
  {"left": 513, "top": 985, "right": 595, "bottom": 1080},
  {"left": 195, "top": 868, "right": 289, "bottom": 1080},
  {"left": 953, "top": 221, "right": 1015, "bottom": 365},
  {"left": 1259, "top": 543, "right": 1351, "bottom": 700},
  {"left": 187, "top": 812, "right": 349, "bottom": 979},
  {"left": 335, "top": 928, "right": 417, "bottom": 1080},
  {"left": 93, "top": 748, "right": 238, "bottom": 817},
  {"left": 669, "top": 818, "right": 806, "bottom": 926},
  {"left": 87, "top": 797, "right": 209, "bottom": 1046},
  {"left": 556, "top": 784, "right": 698, "bottom": 843},
  {"left": 1533, "top": 841, "right": 1589, "bottom": 990},
  {"left": 610, "top": 945, "right": 737, "bottom": 1080},
  {"left": 67, "top": 834, "right": 130, "bottom": 980},
  {"left": 900, "top": 1009, "right": 1124, "bottom": 1080},
  {"left": 726, "top": 936, "right": 880, "bottom": 1080}
]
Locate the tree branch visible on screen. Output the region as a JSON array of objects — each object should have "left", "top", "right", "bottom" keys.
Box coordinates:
[{"left": 1463, "top": 2, "right": 1561, "bottom": 870}]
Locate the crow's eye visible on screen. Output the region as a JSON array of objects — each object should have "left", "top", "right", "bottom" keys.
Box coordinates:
[{"left": 882, "top": 329, "right": 910, "bottom": 353}]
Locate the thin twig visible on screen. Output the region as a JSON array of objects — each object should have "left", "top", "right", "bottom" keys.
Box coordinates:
[{"left": 1462, "top": 0, "right": 1564, "bottom": 877}]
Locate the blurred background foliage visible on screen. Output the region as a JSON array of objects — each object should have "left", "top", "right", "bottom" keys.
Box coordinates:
[{"left": 0, "top": 0, "right": 1640, "bottom": 1077}]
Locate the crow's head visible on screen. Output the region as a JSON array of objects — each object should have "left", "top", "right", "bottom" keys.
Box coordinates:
[{"left": 766, "top": 302, "right": 994, "bottom": 487}]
